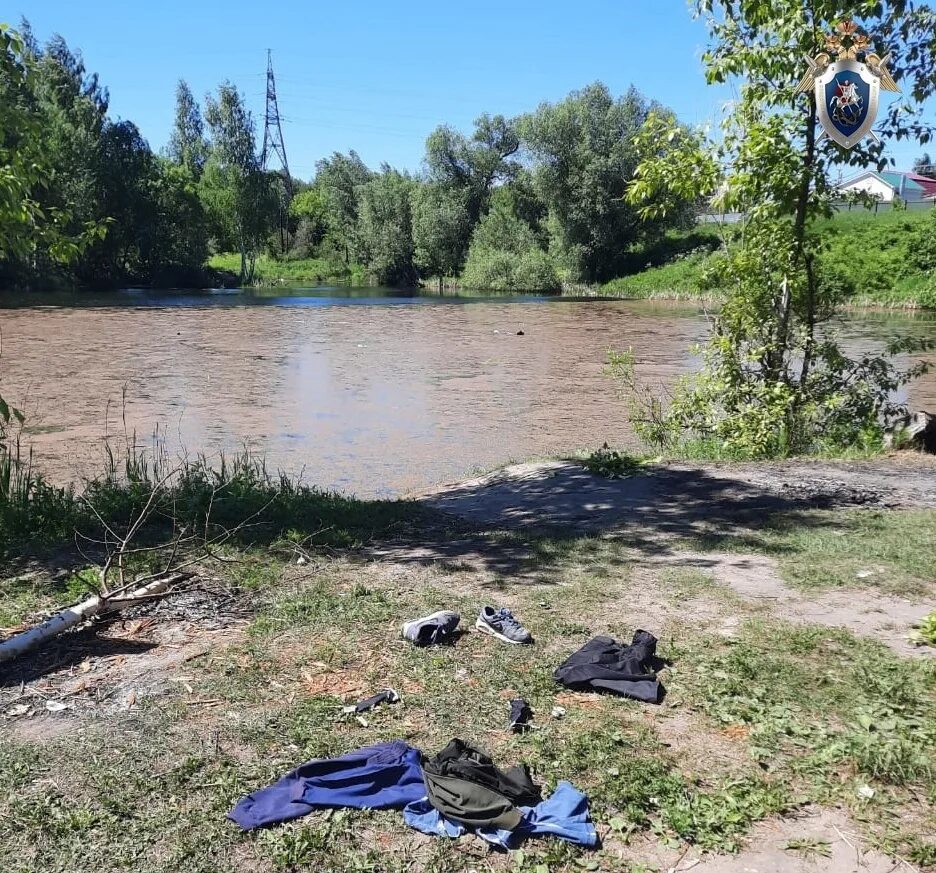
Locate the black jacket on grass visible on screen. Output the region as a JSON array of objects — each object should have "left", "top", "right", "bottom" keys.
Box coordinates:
[{"left": 553, "top": 630, "right": 663, "bottom": 703}]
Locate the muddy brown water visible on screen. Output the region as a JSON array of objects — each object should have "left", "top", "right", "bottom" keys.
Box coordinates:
[{"left": 1, "top": 288, "right": 934, "bottom": 498}]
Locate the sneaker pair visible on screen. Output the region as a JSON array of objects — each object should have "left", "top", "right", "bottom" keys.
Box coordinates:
[{"left": 401, "top": 606, "right": 531, "bottom": 646}]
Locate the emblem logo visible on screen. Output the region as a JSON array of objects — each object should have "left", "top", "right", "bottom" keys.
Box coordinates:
[{"left": 795, "top": 20, "right": 900, "bottom": 149}]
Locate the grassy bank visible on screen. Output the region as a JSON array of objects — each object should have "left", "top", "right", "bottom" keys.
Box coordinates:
[
  {"left": 1, "top": 509, "right": 934, "bottom": 871},
  {"left": 0, "top": 448, "right": 424, "bottom": 626},
  {"left": 207, "top": 253, "right": 367, "bottom": 287},
  {"left": 596, "top": 209, "right": 936, "bottom": 309},
  {"left": 1, "top": 448, "right": 935, "bottom": 871}
]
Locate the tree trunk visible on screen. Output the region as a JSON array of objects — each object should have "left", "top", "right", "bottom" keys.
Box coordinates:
[{"left": 0, "top": 573, "right": 186, "bottom": 666}]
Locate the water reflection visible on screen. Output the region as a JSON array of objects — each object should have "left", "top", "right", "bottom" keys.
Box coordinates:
[{"left": 0, "top": 293, "right": 932, "bottom": 497}]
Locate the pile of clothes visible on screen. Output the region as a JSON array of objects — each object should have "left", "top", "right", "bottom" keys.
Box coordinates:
[
  {"left": 229, "top": 738, "right": 597, "bottom": 849},
  {"left": 228, "top": 627, "right": 666, "bottom": 850}
]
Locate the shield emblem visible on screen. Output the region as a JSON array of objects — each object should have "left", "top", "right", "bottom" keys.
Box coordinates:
[{"left": 816, "top": 59, "right": 879, "bottom": 148}]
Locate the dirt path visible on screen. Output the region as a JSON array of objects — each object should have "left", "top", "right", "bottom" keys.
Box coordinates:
[
  {"left": 416, "top": 456, "right": 936, "bottom": 533},
  {"left": 404, "top": 456, "right": 936, "bottom": 658}
]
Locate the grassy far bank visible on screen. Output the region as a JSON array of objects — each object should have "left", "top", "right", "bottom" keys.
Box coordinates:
[
  {"left": 208, "top": 208, "right": 936, "bottom": 310},
  {"left": 1, "top": 449, "right": 935, "bottom": 871},
  {"left": 207, "top": 253, "right": 367, "bottom": 287},
  {"left": 599, "top": 208, "right": 936, "bottom": 309}
]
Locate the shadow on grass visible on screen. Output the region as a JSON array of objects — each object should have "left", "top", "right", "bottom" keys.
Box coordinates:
[{"left": 361, "top": 462, "right": 860, "bottom": 584}]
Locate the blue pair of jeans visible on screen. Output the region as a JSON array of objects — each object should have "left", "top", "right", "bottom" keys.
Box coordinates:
[{"left": 229, "top": 740, "right": 424, "bottom": 830}]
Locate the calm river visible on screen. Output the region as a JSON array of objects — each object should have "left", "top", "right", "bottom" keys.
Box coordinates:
[{"left": 1, "top": 288, "right": 934, "bottom": 497}]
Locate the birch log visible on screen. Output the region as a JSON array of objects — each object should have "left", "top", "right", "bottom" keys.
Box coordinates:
[{"left": 0, "top": 573, "right": 186, "bottom": 666}]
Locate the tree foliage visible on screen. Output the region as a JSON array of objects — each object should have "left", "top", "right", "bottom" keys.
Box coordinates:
[
  {"left": 1, "top": 22, "right": 215, "bottom": 288},
  {"left": 411, "top": 183, "right": 470, "bottom": 284},
  {"left": 522, "top": 83, "right": 691, "bottom": 284},
  {"left": 201, "top": 82, "right": 277, "bottom": 284},
  {"left": 461, "top": 189, "right": 559, "bottom": 291},
  {"left": 2, "top": 20, "right": 697, "bottom": 292},
  {"left": 424, "top": 114, "right": 520, "bottom": 227},
  {"left": 624, "top": 1, "right": 936, "bottom": 457},
  {"left": 356, "top": 168, "right": 418, "bottom": 286},
  {"left": 314, "top": 150, "right": 372, "bottom": 264},
  {"left": 168, "top": 79, "right": 207, "bottom": 177}
]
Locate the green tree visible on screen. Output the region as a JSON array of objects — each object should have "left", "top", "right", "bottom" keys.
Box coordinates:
[
  {"left": 411, "top": 183, "right": 470, "bottom": 288},
  {"left": 201, "top": 82, "right": 276, "bottom": 283},
  {"left": 86, "top": 120, "right": 157, "bottom": 282},
  {"left": 168, "top": 79, "right": 207, "bottom": 177},
  {"left": 625, "top": 2, "right": 936, "bottom": 457},
  {"left": 149, "top": 158, "right": 209, "bottom": 283},
  {"left": 356, "top": 168, "right": 417, "bottom": 287},
  {"left": 22, "top": 30, "right": 112, "bottom": 283},
  {"left": 315, "top": 150, "right": 372, "bottom": 264},
  {"left": 461, "top": 188, "right": 559, "bottom": 291},
  {"left": 424, "top": 114, "right": 520, "bottom": 227},
  {"left": 521, "top": 83, "right": 688, "bottom": 284},
  {"left": 288, "top": 185, "right": 329, "bottom": 257}
]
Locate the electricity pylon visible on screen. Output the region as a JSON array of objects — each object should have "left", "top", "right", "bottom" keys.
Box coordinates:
[{"left": 261, "top": 49, "right": 292, "bottom": 252}]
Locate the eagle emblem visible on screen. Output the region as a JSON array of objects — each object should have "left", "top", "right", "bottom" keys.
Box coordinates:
[{"left": 795, "top": 20, "right": 900, "bottom": 149}]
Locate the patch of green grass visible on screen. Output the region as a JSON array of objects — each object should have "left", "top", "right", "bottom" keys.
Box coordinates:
[
  {"left": 597, "top": 210, "right": 936, "bottom": 309},
  {"left": 910, "top": 612, "right": 936, "bottom": 648},
  {"left": 689, "top": 509, "right": 936, "bottom": 596},
  {"left": 600, "top": 251, "right": 724, "bottom": 301},
  {"left": 671, "top": 618, "right": 936, "bottom": 858},
  {"left": 581, "top": 445, "right": 644, "bottom": 479},
  {"left": 0, "top": 448, "right": 426, "bottom": 626},
  {"left": 785, "top": 837, "right": 832, "bottom": 859},
  {"left": 659, "top": 568, "right": 738, "bottom": 606},
  {"left": 207, "top": 253, "right": 366, "bottom": 287}
]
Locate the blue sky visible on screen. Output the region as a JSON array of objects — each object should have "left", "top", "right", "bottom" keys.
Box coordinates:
[{"left": 14, "top": 0, "right": 930, "bottom": 181}]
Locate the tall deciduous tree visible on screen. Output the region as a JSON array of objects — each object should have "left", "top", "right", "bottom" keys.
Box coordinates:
[
  {"left": 625, "top": 2, "right": 936, "bottom": 457},
  {"left": 411, "top": 183, "right": 470, "bottom": 288},
  {"left": 201, "top": 82, "right": 276, "bottom": 283},
  {"left": 150, "top": 158, "right": 209, "bottom": 283},
  {"left": 315, "top": 150, "right": 372, "bottom": 264},
  {"left": 357, "top": 168, "right": 417, "bottom": 287},
  {"left": 424, "top": 114, "right": 520, "bottom": 228},
  {"left": 522, "top": 83, "right": 686, "bottom": 284},
  {"left": 168, "top": 79, "right": 207, "bottom": 177}
]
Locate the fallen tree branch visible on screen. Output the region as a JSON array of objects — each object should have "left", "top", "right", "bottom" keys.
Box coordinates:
[{"left": 0, "top": 572, "right": 189, "bottom": 666}]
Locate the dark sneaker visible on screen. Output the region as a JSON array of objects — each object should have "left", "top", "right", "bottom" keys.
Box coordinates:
[
  {"left": 402, "top": 610, "right": 460, "bottom": 646},
  {"left": 476, "top": 606, "right": 532, "bottom": 645}
]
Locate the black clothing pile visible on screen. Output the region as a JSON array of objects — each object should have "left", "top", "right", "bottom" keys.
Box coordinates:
[
  {"left": 553, "top": 630, "right": 663, "bottom": 703},
  {"left": 421, "top": 738, "right": 542, "bottom": 829}
]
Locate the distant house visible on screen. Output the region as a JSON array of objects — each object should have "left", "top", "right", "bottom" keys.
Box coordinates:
[{"left": 838, "top": 170, "right": 936, "bottom": 203}]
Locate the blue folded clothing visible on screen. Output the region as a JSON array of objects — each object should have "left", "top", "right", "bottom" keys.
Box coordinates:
[{"left": 403, "top": 780, "right": 597, "bottom": 848}]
